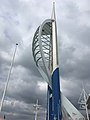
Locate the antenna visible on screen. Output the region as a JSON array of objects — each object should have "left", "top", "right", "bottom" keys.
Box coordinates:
[
  {"left": 0, "top": 43, "right": 18, "bottom": 112},
  {"left": 33, "top": 99, "right": 41, "bottom": 120}
]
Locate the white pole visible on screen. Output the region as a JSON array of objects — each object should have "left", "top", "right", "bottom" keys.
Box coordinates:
[
  {"left": 35, "top": 108, "right": 37, "bottom": 120},
  {"left": 0, "top": 43, "right": 18, "bottom": 112}
]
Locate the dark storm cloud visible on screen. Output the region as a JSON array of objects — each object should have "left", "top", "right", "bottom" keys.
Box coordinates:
[
  {"left": 16, "top": 47, "right": 41, "bottom": 77},
  {"left": 2, "top": 64, "right": 46, "bottom": 105},
  {"left": 0, "top": 0, "right": 47, "bottom": 118},
  {"left": 60, "top": 45, "right": 90, "bottom": 81},
  {"left": 56, "top": 0, "right": 90, "bottom": 111},
  {"left": 0, "top": 0, "right": 90, "bottom": 119}
]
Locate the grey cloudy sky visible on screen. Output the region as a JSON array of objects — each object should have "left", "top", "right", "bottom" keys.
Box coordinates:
[{"left": 0, "top": 0, "right": 90, "bottom": 119}]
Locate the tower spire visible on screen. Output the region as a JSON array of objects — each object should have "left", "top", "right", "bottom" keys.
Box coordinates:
[
  {"left": 51, "top": 2, "right": 56, "bottom": 20},
  {"left": 51, "top": 2, "right": 58, "bottom": 71}
]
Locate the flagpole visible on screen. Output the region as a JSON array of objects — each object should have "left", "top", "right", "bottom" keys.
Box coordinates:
[{"left": 0, "top": 43, "right": 18, "bottom": 111}]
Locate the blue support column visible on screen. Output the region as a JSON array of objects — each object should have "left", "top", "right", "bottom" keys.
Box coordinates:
[{"left": 52, "top": 68, "right": 62, "bottom": 120}]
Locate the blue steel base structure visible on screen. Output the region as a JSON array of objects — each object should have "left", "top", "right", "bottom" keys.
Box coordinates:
[{"left": 46, "top": 68, "right": 62, "bottom": 120}]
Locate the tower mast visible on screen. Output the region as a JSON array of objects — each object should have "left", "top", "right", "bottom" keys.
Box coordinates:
[{"left": 51, "top": 2, "right": 62, "bottom": 120}]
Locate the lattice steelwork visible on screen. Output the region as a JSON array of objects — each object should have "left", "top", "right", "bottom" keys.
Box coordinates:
[{"left": 32, "top": 19, "right": 52, "bottom": 86}]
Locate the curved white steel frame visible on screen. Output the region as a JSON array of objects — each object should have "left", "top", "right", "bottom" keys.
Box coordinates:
[{"left": 32, "top": 19, "right": 52, "bottom": 87}]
